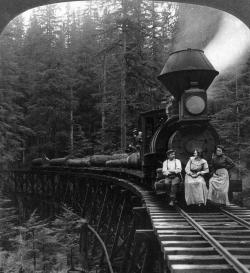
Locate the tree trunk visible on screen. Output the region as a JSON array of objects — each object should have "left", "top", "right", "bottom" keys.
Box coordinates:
[
  {"left": 121, "top": 0, "right": 127, "bottom": 151},
  {"left": 101, "top": 54, "right": 107, "bottom": 152},
  {"left": 235, "top": 68, "right": 241, "bottom": 179},
  {"left": 70, "top": 87, "right": 74, "bottom": 154},
  {"left": 151, "top": 0, "right": 157, "bottom": 63}
]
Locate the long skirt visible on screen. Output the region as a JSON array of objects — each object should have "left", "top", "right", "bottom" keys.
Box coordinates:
[
  {"left": 208, "top": 168, "right": 229, "bottom": 205},
  {"left": 185, "top": 175, "right": 208, "bottom": 205}
]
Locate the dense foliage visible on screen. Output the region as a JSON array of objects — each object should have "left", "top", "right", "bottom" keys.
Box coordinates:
[
  {"left": 0, "top": 206, "right": 83, "bottom": 272},
  {"left": 0, "top": 1, "right": 249, "bottom": 171},
  {"left": 0, "top": 1, "right": 178, "bottom": 165}
]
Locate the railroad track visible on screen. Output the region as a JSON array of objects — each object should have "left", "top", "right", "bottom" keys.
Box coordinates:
[{"left": 143, "top": 194, "right": 250, "bottom": 273}]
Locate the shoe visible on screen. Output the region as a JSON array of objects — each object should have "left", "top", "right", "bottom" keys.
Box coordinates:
[{"left": 169, "top": 201, "right": 174, "bottom": 207}]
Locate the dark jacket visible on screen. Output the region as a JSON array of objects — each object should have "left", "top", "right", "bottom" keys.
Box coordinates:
[{"left": 210, "top": 154, "right": 235, "bottom": 173}]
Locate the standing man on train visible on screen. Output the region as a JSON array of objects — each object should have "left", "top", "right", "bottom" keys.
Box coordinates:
[{"left": 162, "top": 149, "right": 182, "bottom": 206}]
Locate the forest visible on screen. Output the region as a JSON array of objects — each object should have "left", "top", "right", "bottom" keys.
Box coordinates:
[{"left": 0, "top": 0, "right": 249, "bottom": 174}]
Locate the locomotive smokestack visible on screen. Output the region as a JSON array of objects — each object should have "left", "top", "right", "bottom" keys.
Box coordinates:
[{"left": 158, "top": 49, "right": 219, "bottom": 100}]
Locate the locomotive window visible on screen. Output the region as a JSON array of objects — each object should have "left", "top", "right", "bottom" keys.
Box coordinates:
[{"left": 185, "top": 95, "right": 205, "bottom": 115}]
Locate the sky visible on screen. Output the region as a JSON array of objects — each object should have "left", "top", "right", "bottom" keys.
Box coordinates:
[{"left": 22, "top": 1, "right": 90, "bottom": 25}]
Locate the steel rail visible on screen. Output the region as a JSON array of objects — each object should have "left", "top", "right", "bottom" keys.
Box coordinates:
[
  {"left": 219, "top": 207, "right": 250, "bottom": 229},
  {"left": 176, "top": 205, "right": 250, "bottom": 273}
]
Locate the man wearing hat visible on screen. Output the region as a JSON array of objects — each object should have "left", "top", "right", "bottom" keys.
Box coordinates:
[{"left": 162, "top": 149, "right": 182, "bottom": 206}]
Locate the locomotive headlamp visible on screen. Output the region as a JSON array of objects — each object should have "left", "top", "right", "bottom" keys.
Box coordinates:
[
  {"left": 185, "top": 95, "right": 206, "bottom": 115},
  {"left": 179, "top": 83, "right": 208, "bottom": 121}
]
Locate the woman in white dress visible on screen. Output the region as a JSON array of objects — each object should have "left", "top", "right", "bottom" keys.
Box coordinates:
[{"left": 185, "top": 150, "right": 209, "bottom": 206}]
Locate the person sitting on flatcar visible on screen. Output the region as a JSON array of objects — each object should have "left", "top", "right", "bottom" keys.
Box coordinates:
[
  {"left": 158, "top": 149, "right": 182, "bottom": 206},
  {"left": 208, "top": 145, "right": 235, "bottom": 206},
  {"left": 185, "top": 149, "right": 209, "bottom": 206}
]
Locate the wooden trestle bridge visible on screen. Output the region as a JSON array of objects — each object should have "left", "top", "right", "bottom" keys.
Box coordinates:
[{"left": 6, "top": 167, "right": 250, "bottom": 273}]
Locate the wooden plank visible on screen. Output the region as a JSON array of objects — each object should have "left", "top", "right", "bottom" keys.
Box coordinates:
[
  {"left": 161, "top": 240, "right": 250, "bottom": 248},
  {"left": 197, "top": 221, "right": 239, "bottom": 225},
  {"left": 161, "top": 241, "right": 210, "bottom": 248},
  {"left": 199, "top": 226, "right": 244, "bottom": 230},
  {"left": 152, "top": 219, "right": 188, "bottom": 222},
  {"left": 158, "top": 235, "right": 202, "bottom": 241},
  {"left": 151, "top": 216, "right": 184, "bottom": 219},
  {"left": 150, "top": 213, "right": 187, "bottom": 215},
  {"left": 220, "top": 241, "right": 250, "bottom": 246},
  {"left": 152, "top": 220, "right": 185, "bottom": 223},
  {"left": 209, "top": 230, "right": 250, "bottom": 235},
  {"left": 211, "top": 235, "right": 250, "bottom": 240},
  {"left": 153, "top": 216, "right": 229, "bottom": 220},
  {"left": 155, "top": 225, "right": 191, "bottom": 230},
  {"left": 226, "top": 248, "right": 250, "bottom": 255},
  {"left": 154, "top": 218, "right": 233, "bottom": 222},
  {"left": 227, "top": 213, "right": 250, "bottom": 216},
  {"left": 165, "top": 247, "right": 250, "bottom": 256},
  {"left": 158, "top": 229, "right": 250, "bottom": 235},
  {"left": 227, "top": 208, "right": 247, "bottom": 211},
  {"left": 157, "top": 230, "right": 199, "bottom": 235},
  {"left": 192, "top": 218, "right": 234, "bottom": 221},
  {"left": 167, "top": 255, "right": 225, "bottom": 264},
  {"left": 148, "top": 209, "right": 176, "bottom": 213},
  {"left": 164, "top": 247, "right": 216, "bottom": 256},
  {"left": 171, "top": 264, "right": 235, "bottom": 273},
  {"left": 199, "top": 223, "right": 241, "bottom": 227},
  {"left": 188, "top": 213, "right": 223, "bottom": 215},
  {"left": 168, "top": 255, "right": 250, "bottom": 264},
  {"left": 153, "top": 221, "right": 189, "bottom": 224},
  {"left": 155, "top": 226, "right": 193, "bottom": 230}
]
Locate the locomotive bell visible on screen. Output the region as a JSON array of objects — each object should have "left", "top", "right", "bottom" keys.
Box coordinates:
[{"left": 158, "top": 48, "right": 219, "bottom": 100}]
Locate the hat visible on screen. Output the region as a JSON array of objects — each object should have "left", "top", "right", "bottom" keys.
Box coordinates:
[
  {"left": 216, "top": 145, "right": 225, "bottom": 152},
  {"left": 166, "top": 149, "right": 175, "bottom": 156}
]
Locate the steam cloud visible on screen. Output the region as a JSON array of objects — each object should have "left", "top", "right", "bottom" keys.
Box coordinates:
[
  {"left": 174, "top": 4, "right": 250, "bottom": 75},
  {"left": 173, "top": 4, "right": 222, "bottom": 52},
  {"left": 204, "top": 13, "right": 250, "bottom": 74}
]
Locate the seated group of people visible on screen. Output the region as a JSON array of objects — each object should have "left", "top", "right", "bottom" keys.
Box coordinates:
[{"left": 155, "top": 145, "right": 235, "bottom": 207}]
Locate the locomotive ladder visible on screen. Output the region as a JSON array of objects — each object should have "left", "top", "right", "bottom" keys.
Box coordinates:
[{"left": 143, "top": 195, "right": 250, "bottom": 273}]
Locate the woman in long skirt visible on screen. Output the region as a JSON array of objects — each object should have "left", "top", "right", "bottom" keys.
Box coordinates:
[
  {"left": 185, "top": 150, "right": 209, "bottom": 206},
  {"left": 208, "top": 145, "right": 235, "bottom": 205}
]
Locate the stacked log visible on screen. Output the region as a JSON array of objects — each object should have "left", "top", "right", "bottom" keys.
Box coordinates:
[
  {"left": 67, "top": 157, "right": 91, "bottom": 167},
  {"left": 49, "top": 157, "right": 67, "bottom": 166},
  {"left": 90, "top": 154, "right": 128, "bottom": 166}
]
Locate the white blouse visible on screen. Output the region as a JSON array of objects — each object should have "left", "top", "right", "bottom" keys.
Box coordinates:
[{"left": 162, "top": 159, "right": 182, "bottom": 175}]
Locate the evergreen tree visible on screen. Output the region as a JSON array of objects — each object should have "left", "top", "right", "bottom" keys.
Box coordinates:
[{"left": 0, "top": 1, "right": 179, "bottom": 161}]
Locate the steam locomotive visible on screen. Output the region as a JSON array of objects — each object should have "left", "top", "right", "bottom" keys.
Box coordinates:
[{"left": 32, "top": 49, "right": 224, "bottom": 189}]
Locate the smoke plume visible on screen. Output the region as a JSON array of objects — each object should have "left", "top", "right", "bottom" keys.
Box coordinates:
[
  {"left": 174, "top": 4, "right": 250, "bottom": 75},
  {"left": 173, "top": 4, "right": 222, "bottom": 51},
  {"left": 204, "top": 13, "right": 250, "bottom": 74}
]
